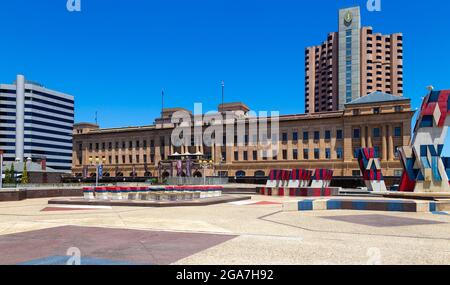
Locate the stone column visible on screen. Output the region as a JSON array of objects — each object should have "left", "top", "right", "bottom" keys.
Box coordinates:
[
  {"left": 388, "top": 125, "right": 394, "bottom": 161},
  {"left": 382, "top": 125, "right": 387, "bottom": 161},
  {"left": 361, "top": 126, "right": 366, "bottom": 148},
  {"left": 367, "top": 126, "right": 373, "bottom": 148}
]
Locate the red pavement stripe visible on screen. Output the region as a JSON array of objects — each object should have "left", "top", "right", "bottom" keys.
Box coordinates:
[{"left": 41, "top": 207, "right": 99, "bottom": 212}]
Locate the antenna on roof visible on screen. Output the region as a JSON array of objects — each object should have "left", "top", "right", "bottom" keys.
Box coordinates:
[{"left": 95, "top": 111, "right": 98, "bottom": 125}]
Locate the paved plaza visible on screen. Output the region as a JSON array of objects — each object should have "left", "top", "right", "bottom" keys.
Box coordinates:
[{"left": 0, "top": 195, "right": 449, "bottom": 265}]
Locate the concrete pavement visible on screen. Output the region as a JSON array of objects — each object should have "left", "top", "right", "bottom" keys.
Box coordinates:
[{"left": 0, "top": 195, "right": 449, "bottom": 264}]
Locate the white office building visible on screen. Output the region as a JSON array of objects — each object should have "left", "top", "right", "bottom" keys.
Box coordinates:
[{"left": 0, "top": 75, "right": 74, "bottom": 172}]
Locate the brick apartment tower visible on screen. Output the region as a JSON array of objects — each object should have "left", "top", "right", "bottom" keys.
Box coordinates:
[{"left": 305, "top": 6, "right": 403, "bottom": 114}]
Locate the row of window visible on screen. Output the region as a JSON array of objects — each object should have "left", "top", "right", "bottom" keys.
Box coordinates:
[
  {"left": 231, "top": 148, "right": 344, "bottom": 161},
  {"left": 352, "top": 126, "right": 402, "bottom": 139},
  {"left": 87, "top": 153, "right": 156, "bottom": 165}
]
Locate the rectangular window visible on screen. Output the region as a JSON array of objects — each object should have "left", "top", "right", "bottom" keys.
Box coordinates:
[
  {"left": 253, "top": 151, "right": 257, "bottom": 161},
  {"left": 282, "top": 132, "right": 288, "bottom": 142},
  {"left": 293, "top": 149, "right": 298, "bottom": 160},
  {"left": 353, "top": 128, "right": 360, "bottom": 139},
  {"left": 292, "top": 132, "right": 298, "bottom": 141},
  {"left": 373, "top": 128, "right": 381, "bottom": 138},
  {"left": 325, "top": 148, "right": 331, "bottom": 159},
  {"left": 143, "top": 155, "right": 147, "bottom": 163},
  {"left": 336, "top": 130, "right": 343, "bottom": 140},
  {"left": 303, "top": 149, "right": 309, "bottom": 160},
  {"left": 314, "top": 131, "right": 320, "bottom": 141},
  {"left": 282, "top": 150, "right": 287, "bottom": 160},
  {"left": 243, "top": 151, "right": 248, "bottom": 161},
  {"left": 352, "top": 170, "right": 361, "bottom": 177},
  {"left": 234, "top": 151, "right": 239, "bottom": 161},
  {"left": 122, "top": 155, "right": 125, "bottom": 164},
  {"left": 115, "top": 155, "right": 119, "bottom": 164},
  {"left": 303, "top": 131, "right": 309, "bottom": 141},
  {"left": 394, "top": 127, "right": 402, "bottom": 137},
  {"left": 336, "top": 147, "right": 343, "bottom": 159},
  {"left": 325, "top": 130, "right": 331, "bottom": 140},
  {"left": 314, "top": 149, "right": 320, "bottom": 159},
  {"left": 129, "top": 155, "right": 133, "bottom": 163}
]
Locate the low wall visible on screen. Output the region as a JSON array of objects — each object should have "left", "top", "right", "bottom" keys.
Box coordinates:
[{"left": 0, "top": 188, "right": 83, "bottom": 202}]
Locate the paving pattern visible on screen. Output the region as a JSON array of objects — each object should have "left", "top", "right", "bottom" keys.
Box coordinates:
[
  {"left": 0, "top": 195, "right": 449, "bottom": 265},
  {"left": 0, "top": 226, "right": 236, "bottom": 265},
  {"left": 320, "top": 214, "right": 445, "bottom": 228}
]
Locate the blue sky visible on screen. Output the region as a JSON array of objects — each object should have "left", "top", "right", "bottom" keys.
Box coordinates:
[{"left": 0, "top": 0, "right": 448, "bottom": 132}]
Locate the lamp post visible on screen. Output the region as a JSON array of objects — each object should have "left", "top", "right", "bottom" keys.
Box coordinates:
[
  {"left": 199, "top": 160, "right": 213, "bottom": 185},
  {"left": 89, "top": 157, "right": 105, "bottom": 187},
  {"left": 0, "top": 150, "right": 3, "bottom": 189}
]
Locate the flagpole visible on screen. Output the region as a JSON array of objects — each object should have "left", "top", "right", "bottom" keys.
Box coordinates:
[
  {"left": 161, "top": 90, "right": 164, "bottom": 117},
  {"left": 221, "top": 80, "right": 225, "bottom": 113}
]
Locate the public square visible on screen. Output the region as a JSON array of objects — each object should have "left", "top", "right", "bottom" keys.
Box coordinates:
[{"left": 0, "top": 195, "right": 449, "bottom": 265}]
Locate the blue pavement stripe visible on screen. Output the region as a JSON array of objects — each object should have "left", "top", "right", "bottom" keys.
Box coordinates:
[
  {"left": 352, "top": 201, "right": 368, "bottom": 210},
  {"left": 432, "top": 212, "right": 449, "bottom": 216},
  {"left": 18, "top": 256, "right": 136, "bottom": 265},
  {"left": 327, "top": 200, "right": 342, "bottom": 210},
  {"left": 387, "top": 201, "right": 404, "bottom": 212},
  {"left": 298, "top": 200, "right": 313, "bottom": 211},
  {"left": 429, "top": 202, "right": 437, "bottom": 212}
]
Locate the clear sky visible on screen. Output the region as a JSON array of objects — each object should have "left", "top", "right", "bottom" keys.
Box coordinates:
[{"left": 0, "top": 1, "right": 448, "bottom": 142}]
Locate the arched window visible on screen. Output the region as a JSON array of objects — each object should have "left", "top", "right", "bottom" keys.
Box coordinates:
[
  {"left": 236, "top": 170, "right": 246, "bottom": 177},
  {"left": 144, "top": 172, "right": 152, "bottom": 177},
  {"left": 162, "top": 171, "right": 170, "bottom": 178},
  {"left": 254, "top": 170, "right": 266, "bottom": 177},
  {"left": 193, "top": 171, "right": 202, "bottom": 178},
  {"left": 116, "top": 172, "right": 124, "bottom": 177}
]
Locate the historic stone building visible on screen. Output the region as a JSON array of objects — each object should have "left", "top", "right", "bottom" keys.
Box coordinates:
[{"left": 72, "top": 92, "right": 413, "bottom": 179}]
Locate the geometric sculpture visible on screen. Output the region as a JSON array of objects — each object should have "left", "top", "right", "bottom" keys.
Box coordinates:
[
  {"left": 398, "top": 89, "right": 450, "bottom": 192},
  {"left": 277, "top": 170, "right": 292, "bottom": 196},
  {"left": 288, "top": 169, "right": 313, "bottom": 188},
  {"left": 310, "top": 169, "right": 334, "bottom": 188},
  {"left": 356, "top": 148, "right": 387, "bottom": 192},
  {"left": 260, "top": 168, "right": 338, "bottom": 197}
]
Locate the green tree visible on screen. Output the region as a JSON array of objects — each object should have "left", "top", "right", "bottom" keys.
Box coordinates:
[
  {"left": 5, "top": 165, "right": 14, "bottom": 184},
  {"left": 21, "top": 164, "right": 29, "bottom": 184}
]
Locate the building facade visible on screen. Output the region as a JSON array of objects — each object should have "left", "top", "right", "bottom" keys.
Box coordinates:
[
  {"left": 0, "top": 75, "right": 74, "bottom": 172},
  {"left": 72, "top": 93, "right": 413, "bottom": 179},
  {"left": 305, "top": 6, "right": 403, "bottom": 113}
]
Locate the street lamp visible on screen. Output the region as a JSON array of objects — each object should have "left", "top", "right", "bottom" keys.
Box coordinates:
[
  {"left": 89, "top": 157, "right": 106, "bottom": 187},
  {"left": 199, "top": 160, "right": 213, "bottom": 185},
  {"left": 0, "top": 150, "right": 3, "bottom": 189}
]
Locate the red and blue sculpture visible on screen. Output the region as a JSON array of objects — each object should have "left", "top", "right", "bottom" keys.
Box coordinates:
[
  {"left": 398, "top": 89, "right": 450, "bottom": 192},
  {"left": 356, "top": 148, "right": 387, "bottom": 192}
]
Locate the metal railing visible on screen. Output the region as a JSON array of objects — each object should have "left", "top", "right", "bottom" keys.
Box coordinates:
[{"left": 165, "top": 177, "right": 228, "bottom": 185}]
